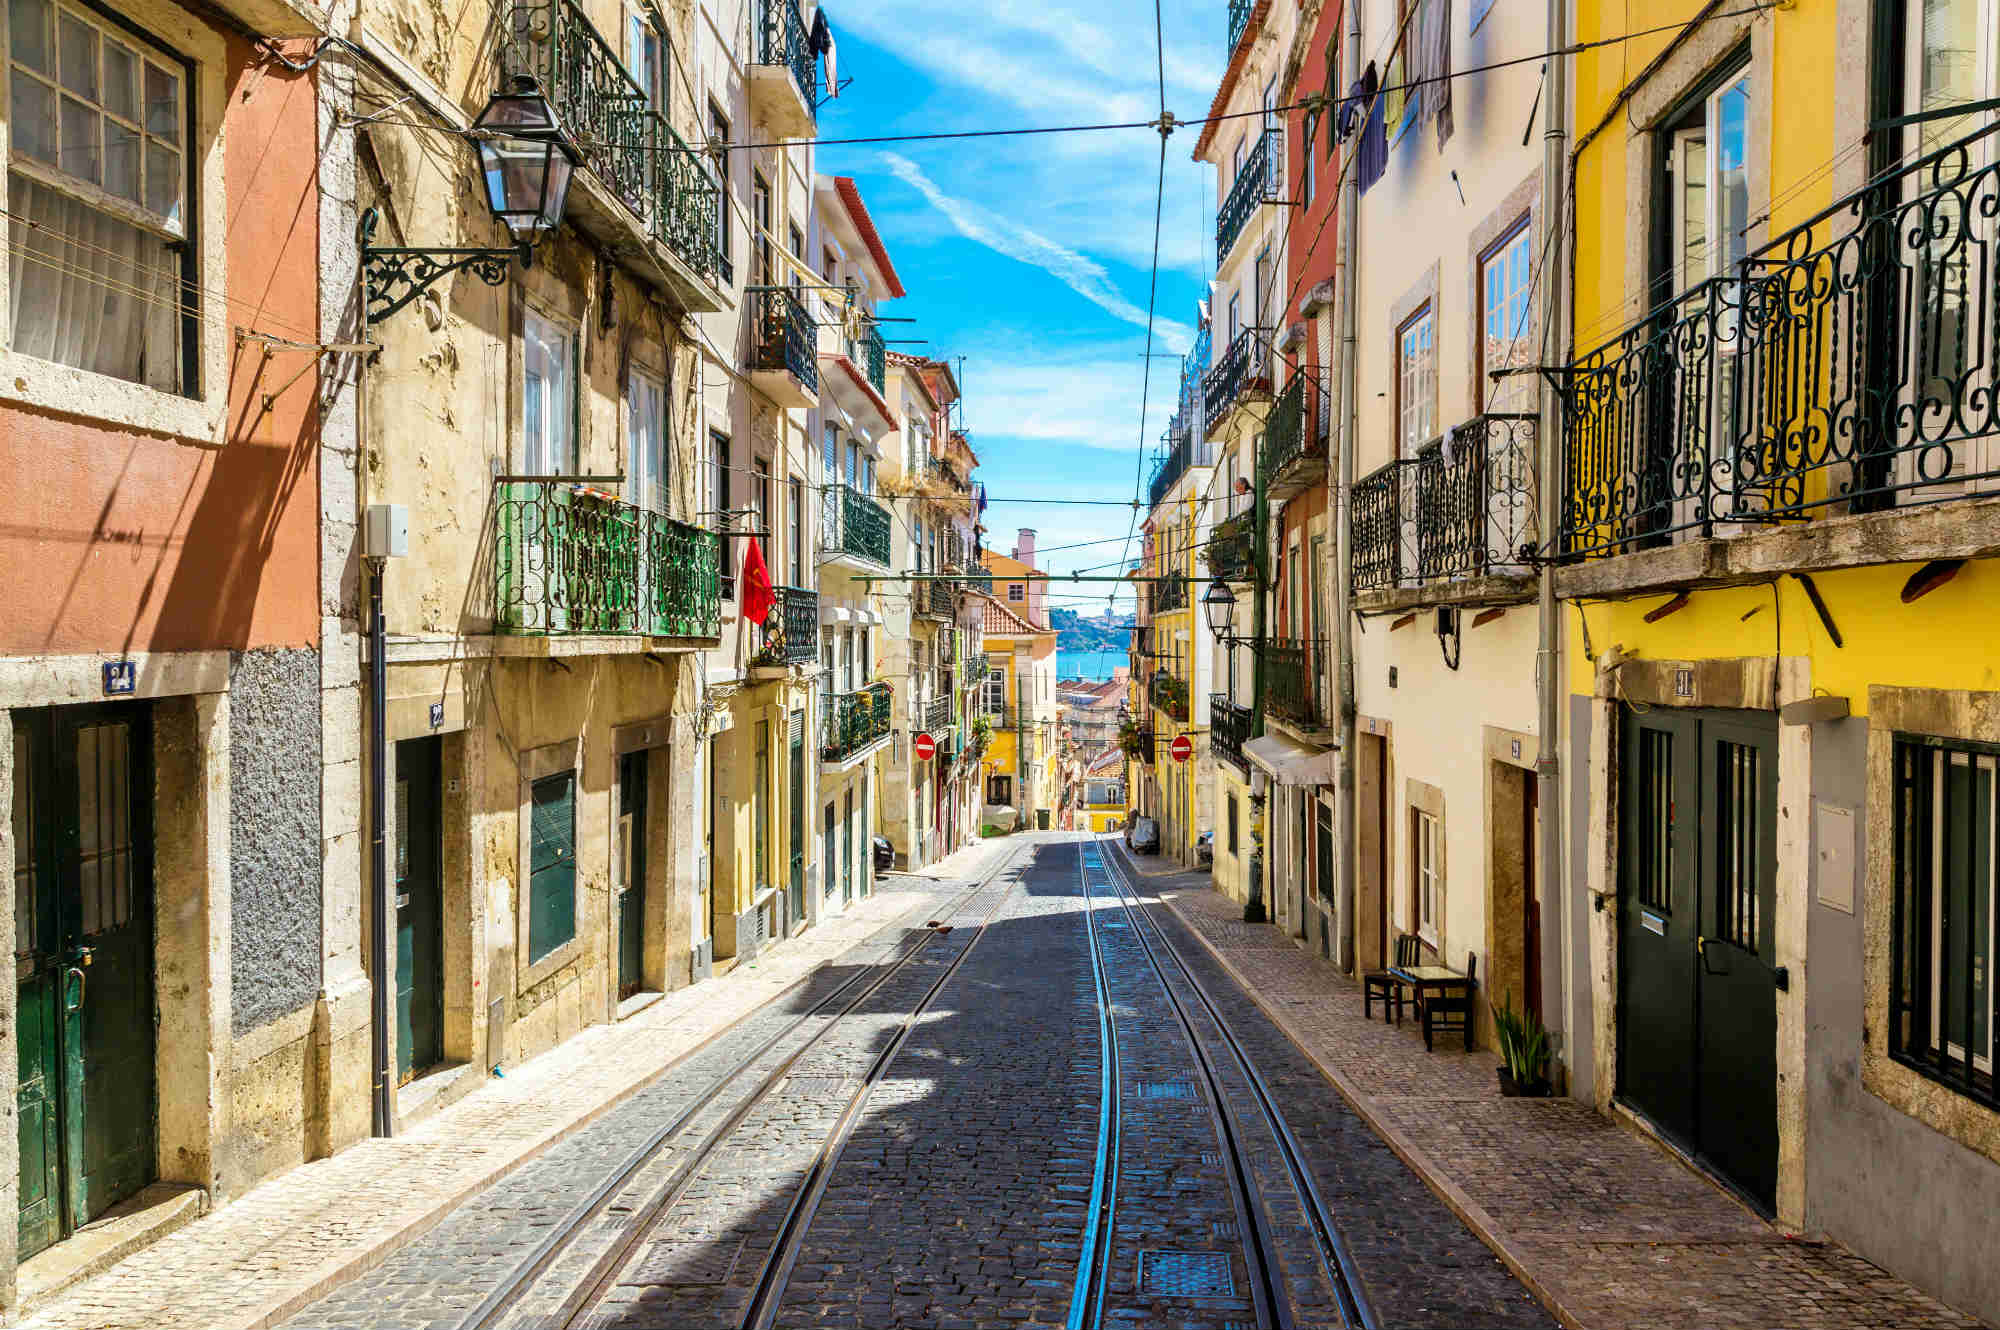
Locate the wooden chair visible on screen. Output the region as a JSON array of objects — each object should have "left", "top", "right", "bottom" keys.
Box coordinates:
[
  {"left": 1363, "top": 933, "right": 1421, "bottom": 1023},
  {"left": 1416, "top": 952, "right": 1478, "bottom": 1052}
]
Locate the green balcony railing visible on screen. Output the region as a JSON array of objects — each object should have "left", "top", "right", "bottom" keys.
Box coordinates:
[
  {"left": 751, "top": 287, "right": 818, "bottom": 394},
  {"left": 500, "top": 0, "right": 718, "bottom": 279},
  {"left": 496, "top": 480, "right": 721, "bottom": 637},
  {"left": 1206, "top": 508, "right": 1255, "bottom": 582},
  {"left": 856, "top": 324, "right": 886, "bottom": 394},
  {"left": 822, "top": 483, "right": 891, "bottom": 565},
  {"left": 919, "top": 578, "right": 956, "bottom": 620},
  {"left": 1227, "top": 0, "right": 1254, "bottom": 53},
  {"left": 823, "top": 681, "right": 892, "bottom": 761},
  {"left": 753, "top": 583, "right": 819, "bottom": 665},
  {"left": 923, "top": 694, "right": 953, "bottom": 733},
  {"left": 1263, "top": 638, "right": 1327, "bottom": 729}
]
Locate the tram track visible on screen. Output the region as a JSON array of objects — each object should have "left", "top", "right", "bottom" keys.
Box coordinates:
[
  {"left": 1077, "top": 837, "right": 1377, "bottom": 1330},
  {"left": 456, "top": 842, "right": 1029, "bottom": 1330}
]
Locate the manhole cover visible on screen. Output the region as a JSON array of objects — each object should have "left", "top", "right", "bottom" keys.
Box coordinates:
[
  {"left": 1137, "top": 1081, "right": 1196, "bottom": 1100},
  {"left": 621, "top": 1236, "right": 747, "bottom": 1287},
  {"left": 1139, "top": 1249, "right": 1235, "bottom": 1297}
]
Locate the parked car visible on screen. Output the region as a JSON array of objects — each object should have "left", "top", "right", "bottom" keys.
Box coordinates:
[
  {"left": 1196, "top": 830, "right": 1213, "bottom": 867},
  {"left": 872, "top": 836, "right": 895, "bottom": 872},
  {"left": 1129, "top": 816, "right": 1160, "bottom": 855}
]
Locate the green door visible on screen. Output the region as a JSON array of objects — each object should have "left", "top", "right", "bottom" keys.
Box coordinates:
[
  {"left": 528, "top": 773, "right": 576, "bottom": 964},
  {"left": 841, "top": 790, "right": 853, "bottom": 904},
  {"left": 617, "top": 750, "right": 647, "bottom": 999},
  {"left": 788, "top": 712, "right": 805, "bottom": 927},
  {"left": 394, "top": 738, "right": 444, "bottom": 1081},
  {"left": 13, "top": 705, "right": 155, "bottom": 1260}
]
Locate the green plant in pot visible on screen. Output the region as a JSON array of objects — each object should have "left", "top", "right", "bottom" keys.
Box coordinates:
[{"left": 1492, "top": 990, "right": 1552, "bottom": 1097}]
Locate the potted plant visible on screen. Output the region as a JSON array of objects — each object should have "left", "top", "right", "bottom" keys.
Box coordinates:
[{"left": 1492, "top": 990, "right": 1552, "bottom": 1097}]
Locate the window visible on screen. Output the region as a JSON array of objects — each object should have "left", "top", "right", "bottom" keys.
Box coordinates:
[
  {"left": 1387, "top": 0, "right": 1421, "bottom": 133},
  {"left": 710, "top": 428, "right": 734, "bottom": 597},
  {"left": 752, "top": 171, "right": 772, "bottom": 284},
  {"left": 528, "top": 772, "right": 577, "bottom": 963},
  {"left": 1300, "top": 110, "right": 1317, "bottom": 208},
  {"left": 8, "top": 0, "right": 192, "bottom": 392},
  {"left": 1007, "top": 582, "right": 1024, "bottom": 603},
  {"left": 982, "top": 666, "right": 1006, "bottom": 714},
  {"left": 624, "top": 9, "right": 668, "bottom": 110},
  {"left": 1478, "top": 217, "right": 1534, "bottom": 411},
  {"left": 989, "top": 774, "right": 1013, "bottom": 804},
  {"left": 523, "top": 311, "right": 576, "bottom": 473},
  {"left": 1395, "top": 303, "right": 1436, "bottom": 456},
  {"left": 821, "top": 245, "right": 837, "bottom": 282},
  {"left": 1323, "top": 35, "right": 1341, "bottom": 159},
  {"left": 628, "top": 367, "right": 668, "bottom": 512},
  {"left": 788, "top": 222, "right": 806, "bottom": 287},
  {"left": 1228, "top": 793, "right": 1239, "bottom": 855},
  {"left": 753, "top": 719, "right": 770, "bottom": 888},
  {"left": 753, "top": 457, "right": 772, "bottom": 572},
  {"left": 1413, "top": 807, "right": 1440, "bottom": 942},
  {"left": 709, "top": 101, "right": 732, "bottom": 283},
  {"left": 1665, "top": 68, "right": 1751, "bottom": 299},
  {"left": 790, "top": 475, "right": 804, "bottom": 584},
  {"left": 1892, "top": 736, "right": 1998, "bottom": 1110}
]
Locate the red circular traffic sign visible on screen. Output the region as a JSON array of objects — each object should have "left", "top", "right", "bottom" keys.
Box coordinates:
[
  {"left": 1170, "top": 734, "right": 1193, "bottom": 763},
  {"left": 913, "top": 732, "right": 937, "bottom": 761}
]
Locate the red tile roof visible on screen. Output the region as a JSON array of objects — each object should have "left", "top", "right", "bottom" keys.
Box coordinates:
[
  {"left": 977, "top": 592, "right": 1038, "bottom": 636},
  {"left": 835, "top": 177, "right": 906, "bottom": 298}
]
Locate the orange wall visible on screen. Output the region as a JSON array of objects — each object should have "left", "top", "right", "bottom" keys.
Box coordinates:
[{"left": 0, "top": 37, "right": 321, "bottom": 657}]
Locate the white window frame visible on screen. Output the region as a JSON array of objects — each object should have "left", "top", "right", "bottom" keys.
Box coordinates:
[
  {"left": 522, "top": 307, "right": 579, "bottom": 475},
  {"left": 1396, "top": 302, "right": 1436, "bottom": 458},
  {"left": 626, "top": 364, "right": 668, "bottom": 512},
  {"left": 1929, "top": 748, "right": 1997, "bottom": 1075},
  {"left": 1414, "top": 807, "right": 1441, "bottom": 945}
]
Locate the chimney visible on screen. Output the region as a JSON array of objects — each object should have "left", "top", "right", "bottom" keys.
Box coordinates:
[
  {"left": 1015, "top": 528, "right": 1045, "bottom": 627},
  {"left": 1013, "top": 528, "right": 1036, "bottom": 564}
]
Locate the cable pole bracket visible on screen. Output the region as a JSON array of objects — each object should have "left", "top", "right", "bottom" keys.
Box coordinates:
[{"left": 1153, "top": 110, "right": 1178, "bottom": 138}]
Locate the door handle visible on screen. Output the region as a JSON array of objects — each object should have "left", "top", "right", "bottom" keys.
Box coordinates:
[
  {"left": 62, "top": 966, "right": 85, "bottom": 1014},
  {"left": 1697, "top": 935, "right": 1726, "bottom": 976}
]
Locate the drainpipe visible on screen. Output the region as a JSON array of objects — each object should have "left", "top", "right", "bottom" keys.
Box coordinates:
[
  {"left": 1536, "top": 0, "right": 1571, "bottom": 1079},
  {"left": 1248, "top": 397, "right": 1269, "bottom": 922},
  {"left": 367, "top": 558, "right": 392, "bottom": 1138},
  {"left": 1333, "top": 0, "right": 1362, "bottom": 975}
]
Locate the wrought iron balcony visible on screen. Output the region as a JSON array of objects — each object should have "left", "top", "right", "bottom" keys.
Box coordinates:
[
  {"left": 1259, "top": 368, "right": 1329, "bottom": 500},
  {"left": 1206, "top": 508, "right": 1256, "bottom": 583},
  {"left": 964, "top": 568, "right": 993, "bottom": 595},
  {"left": 926, "top": 456, "right": 971, "bottom": 494},
  {"left": 1353, "top": 415, "right": 1538, "bottom": 594},
  {"left": 495, "top": 480, "right": 721, "bottom": 638},
  {"left": 1262, "top": 638, "right": 1327, "bottom": 730},
  {"left": 857, "top": 324, "right": 886, "bottom": 393},
  {"left": 1202, "top": 328, "right": 1273, "bottom": 439},
  {"left": 499, "top": 0, "right": 718, "bottom": 281},
  {"left": 1148, "top": 423, "right": 1214, "bottom": 508},
  {"left": 823, "top": 682, "right": 892, "bottom": 761},
  {"left": 758, "top": 0, "right": 817, "bottom": 111},
  {"left": 750, "top": 287, "right": 818, "bottom": 397},
  {"left": 820, "top": 483, "right": 891, "bottom": 566},
  {"left": 1561, "top": 119, "right": 2000, "bottom": 559},
  {"left": 1153, "top": 573, "right": 1189, "bottom": 614},
  {"left": 920, "top": 578, "right": 956, "bottom": 620},
  {"left": 1211, "top": 694, "right": 1254, "bottom": 772},
  {"left": 1227, "top": 0, "right": 1254, "bottom": 53},
  {"left": 1217, "top": 129, "right": 1282, "bottom": 267},
  {"left": 1150, "top": 671, "right": 1190, "bottom": 722},
  {"left": 966, "top": 652, "right": 991, "bottom": 683},
  {"left": 754, "top": 583, "right": 820, "bottom": 665},
  {"left": 923, "top": 694, "right": 953, "bottom": 733}
]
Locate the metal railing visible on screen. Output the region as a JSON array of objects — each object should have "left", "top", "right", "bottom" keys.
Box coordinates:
[
  {"left": 1353, "top": 415, "right": 1538, "bottom": 592},
  {"left": 926, "top": 456, "right": 971, "bottom": 494},
  {"left": 921, "top": 578, "right": 956, "bottom": 619},
  {"left": 1217, "top": 128, "right": 1282, "bottom": 266},
  {"left": 1148, "top": 422, "right": 1214, "bottom": 507},
  {"left": 1227, "top": 0, "right": 1254, "bottom": 53},
  {"left": 819, "top": 483, "right": 891, "bottom": 565},
  {"left": 923, "top": 694, "right": 953, "bottom": 733},
  {"left": 966, "top": 652, "right": 990, "bottom": 682},
  {"left": 823, "top": 681, "right": 892, "bottom": 761},
  {"left": 751, "top": 287, "right": 817, "bottom": 394},
  {"left": 1561, "top": 118, "right": 2000, "bottom": 558},
  {"left": 751, "top": 583, "right": 819, "bottom": 664},
  {"left": 756, "top": 0, "right": 817, "bottom": 111},
  {"left": 1150, "top": 671, "right": 1190, "bottom": 722},
  {"left": 1211, "top": 693, "right": 1254, "bottom": 771},
  {"left": 496, "top": 480, "right": 721, "bottom": 637},
  {"left": 857, "top": 323, "right": 885, "bottom": 393},
  {"left": 1259, "top": 368, "right": 1329, "bottom": 486},
  {"left": 1202, "top": 328, "right": 1273, "bottom": 438},
  {"left": 1262, "top": 638, "right": 1326, "bottom": 728},
  {"left": 1206, "top": 509, "right": 1256, "bottom": 582},
  {"left": 1154, "top": 573, "right": 1189, "bottom": 613},
  {"left": 499, "top": 0, "right": 717, "bottom": 278}
]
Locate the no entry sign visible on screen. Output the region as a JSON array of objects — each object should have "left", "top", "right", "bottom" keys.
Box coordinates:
[
  {"left": 913, "top": 732, "right": 937, "bottom": 761},
  {"left": 1170, "top": 734, "right": 1193, "bottom": 763}
]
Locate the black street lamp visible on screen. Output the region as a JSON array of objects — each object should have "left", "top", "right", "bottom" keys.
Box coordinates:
[{"left": 361, "top": 77, "right": 582, "bottom": 324}]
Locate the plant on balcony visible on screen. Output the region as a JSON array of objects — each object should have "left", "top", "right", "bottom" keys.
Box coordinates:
[
  {"left": 750, "top": 621, "right": 789, "bottom": 667},
  {"left": 1117, "top": 718, "right": 1145, "bottom": 759},
  {"left": 1151, "top": 671, "right": 1190, "bottom": 721}
]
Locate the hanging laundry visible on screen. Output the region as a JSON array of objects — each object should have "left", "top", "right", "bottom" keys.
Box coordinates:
[
  {"left": 1357, "top": 66, "right": 1388, "bottom": 195},
  {"left": 1418, "top": 0, "right": 1454, "bottom": 149},
  {"left": 1337, "top": 60, "right": 1377, "bottom": 143}
]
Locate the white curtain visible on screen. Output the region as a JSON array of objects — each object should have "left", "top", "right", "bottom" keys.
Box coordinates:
[{"left": 9, "top": 171, "right": 180, "bottom": 391}]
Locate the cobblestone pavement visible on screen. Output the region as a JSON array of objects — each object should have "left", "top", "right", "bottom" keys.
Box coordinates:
[
  {"left": 19, "top": 862, "right": 995, "bottom": 1330},
  {"left": 1149, "top": 859, "right": 1987, "bottom": 1330}
]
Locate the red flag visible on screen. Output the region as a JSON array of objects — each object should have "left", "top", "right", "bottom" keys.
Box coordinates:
[{"left": 741, "top": 538, "right": 776, "bottom": 626}]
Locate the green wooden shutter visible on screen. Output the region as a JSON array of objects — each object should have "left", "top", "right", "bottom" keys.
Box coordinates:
[{"left": 529, "top": 772, "right": 576, "bottom": 963}]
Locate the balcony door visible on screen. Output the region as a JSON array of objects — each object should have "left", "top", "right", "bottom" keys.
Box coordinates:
[
  {"left": 515, "top": 312, "right": 578, "bottom": 631},
  {"left": 627, "top": 369, "right": 667, "bottom": 633}
]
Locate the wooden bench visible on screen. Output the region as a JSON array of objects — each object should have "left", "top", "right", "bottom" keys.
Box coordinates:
[{"left": 1363, "top": 934, "right": 1421, "bottom": 1023}]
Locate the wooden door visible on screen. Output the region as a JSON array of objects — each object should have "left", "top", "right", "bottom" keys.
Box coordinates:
[
  {"left": 395, "top": 737, "right": 444, "bottom": 1078},
  {"left": 617, "top": 749, "right": 647, "bottom": 1000}
]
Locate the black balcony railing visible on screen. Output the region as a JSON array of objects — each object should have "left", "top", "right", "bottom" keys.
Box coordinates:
[
  {"left": 823, "top": 682, "right": 892, "bottom": 761},
  {"left": 496, "top": 481, "right": 721, "bottom": 638},
  {"left": 1154, "top": 574, "right": 1189, "bottom": 614},
  {"left": 1353, "top": 415, "right": 1539, "bottom": 593},
  {"left": 927, "top": 456, "right": 971, "bottom": 494},
  {"left": 1148, "top": 423, "right": 1214, "bottom": 507},
  {"left": 754, "top": 584, "right": 819, "bottom": 664},
  {"left": 757, "top": 0, "right": 817, "bottom": 111},
  {"left": 1217, "top": 128, "right": 1282, "bottom": 266},
  {"left": 1227, "top": 0, "right": 1254, "bottom": 53},
  {"left": 923, "top": 694, "right": 953, "bottom": 733},
  {"left": 1259, "top": 368, "right": 1329, "bottom": 487},
  {"left": 1211, "top": 694, "right": 1254, "bottom": 772},
  {"left": 500, "top": 0, "right": 717, "bottom": 278},
  {"left": 1263, "top": 638, "right": 1326, "bottom": 729},
  {"left": 1202, "top": 328, "right": 1272, "bottom": 437},
  {"left": 1562, "top": 118, "right": 2000, "bottom": 558},
  {"left": 921, "top": 578, "right": 956, "bottom": 620},
  {"left": 751, "top": 287, "right": 817, "bottom": 394},
  {"left": 1206, "top": 508, "right": 1256, "bottom": 582},
  {"left": 819, "top": 483, "right": 890, "bottom": 566}
]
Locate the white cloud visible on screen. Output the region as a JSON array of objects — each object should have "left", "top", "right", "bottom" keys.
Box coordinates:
[{"left": 880, "top": 153, "right": 1195, "bottom": 352}]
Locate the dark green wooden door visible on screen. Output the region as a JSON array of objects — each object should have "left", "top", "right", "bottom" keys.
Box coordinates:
[
  {"left": 13, "top": 705, "right": 155, "bottom": 1259},
  {"left": 1617, "top": 707, "right": 1779, "bottom": 1211},
  {"left": 841, "top": 791, "right": 853, "bottom": 904},
  {"left": 788, "top": 712, "right": 805, "bottom": 926},
  {"left": 394, "top": 738, "right": 443, "bottom": 1081},
  {"left": 618, "top": 750, "right": 646, "bottom": 999},
  {"left": 528, "top": 773, "right": 576, "bottom": 964}
]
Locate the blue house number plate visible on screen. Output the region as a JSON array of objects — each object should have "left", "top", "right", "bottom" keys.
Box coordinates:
[{"left": 102, "top": 660, "right": 137, "bottom": 695}]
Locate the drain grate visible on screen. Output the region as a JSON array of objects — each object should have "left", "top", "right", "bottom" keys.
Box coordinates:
[
  {"left": 1136, "top": 1081, "right": 1196, "bottom": 1100},
  {"left": 1138, "top": 1249, "right": 1235, "bottom": 1298},
  {"left": 621, "top": 1236, "right": 747, "bottom": 1287},
  {"left": 1210, "top": 1220, "right": 1238, "bottom": 1240}
]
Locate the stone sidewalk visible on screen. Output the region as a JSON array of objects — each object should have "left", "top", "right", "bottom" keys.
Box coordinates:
[
  {"left": 18, "top": 852, "right": 1006, "bottom": 1330},
  {"left": 1152, "top": 874, "right": 1989, "bottom": 1330}
]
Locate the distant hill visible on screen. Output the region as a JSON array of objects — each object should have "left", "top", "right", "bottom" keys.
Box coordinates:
[{"left": 1051, "top": 607, "right": 1132, "bottom": 652}]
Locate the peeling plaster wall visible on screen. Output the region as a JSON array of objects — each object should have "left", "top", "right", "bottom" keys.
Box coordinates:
[{"left": 229, "top": 648, "right": 325, "bottom": 1034}]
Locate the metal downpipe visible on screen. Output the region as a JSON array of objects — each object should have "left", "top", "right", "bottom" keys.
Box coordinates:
[{"left": 1333, "top": 0, "right": 1362, "bottom": 975}]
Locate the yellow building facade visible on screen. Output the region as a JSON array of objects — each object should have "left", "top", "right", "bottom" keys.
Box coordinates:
[
  {"left": 1562, "top": 2, "right": 2000, "bottom": 1318},
  {"left": 976, "top": 543, "right": 1060, "bottom": 831}
]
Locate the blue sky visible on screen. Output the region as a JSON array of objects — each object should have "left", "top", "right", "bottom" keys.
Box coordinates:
[{"left": 816, "top": 0, "right": 1224, "bottom": 615}]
